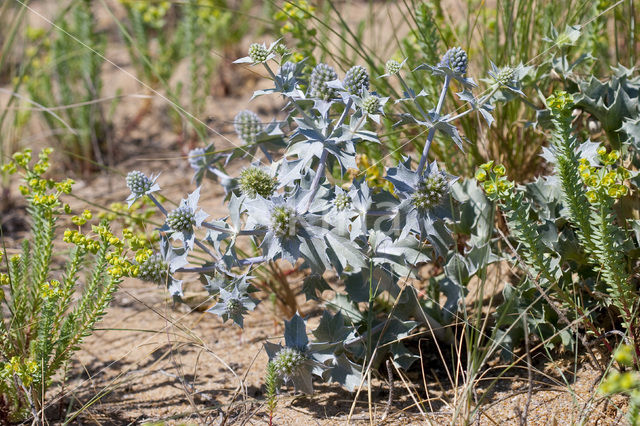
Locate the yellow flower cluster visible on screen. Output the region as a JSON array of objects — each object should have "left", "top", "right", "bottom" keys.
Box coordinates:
[
  {"left": 579, "top": 147, "right": 631, "bottom": 202},
  {"left": 546, "top": 91, "right": 574, "bottom": 119},
  {"left": 195, "top": 0, "right": 227, "bottom": 26},
  {"left": 599, "top": 344, "right": 640, "bottom": 399},
  {"left": 71, "top": 209, "right": 93, "bottom": 226},
  {"left": 40, "top": 280, "right": 61, "bottom": 299},
  {"left": 120, "top": 0, "right": 170, "bottom": 28},
  {"left": 99, "top": 199, "right": 159, "bottom": 247},
  {"left": 476, "top": 161, "right": 513, "bottom": 199},
  {"left": 0, "top": 357, "right": 38, "bottom": 387},
  {"left": 64, "top": 229, "right": 101, "bottom": 253},
  {"left": 353, "top": 154, "right": 394, "bottom": 192},
  {"left": 275, "top": 0, "right": 315, "bottom": 33},
  {"left": 273, "top": 0, "right": 316, "bottom": 62}
]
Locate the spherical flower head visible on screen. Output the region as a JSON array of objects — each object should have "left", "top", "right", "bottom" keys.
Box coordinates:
[
  {"left": 234, "top": 110, "right": 263, "bottom": 144},
  {"left": 281, "top": 61, "right": 297, "bottom": 76},
  {"left": 248, "top": 43, "right": 269, "bottom": 63},
  {"left": 270, "top": 206, "right": 297, "bottom": 237},
  {"left": 343, "top": 65, "right": 370, "bottom": 95},
  {"left": 308, "top": 63, "right": 338, "bottom": 100},
  {"left": 126, "top": 171, "right": 152, "bottom": 196},
  {"left": 273, "top": 347, "right": 306, "bottom": 377},
  {"left": 385, "top": 59, "right": 401, "bottom": 75},
  {"left": 412, "top": 172, "right": 448, "bottom": 211},
  {"left": 225, "top": 298, "right": 243, "bottom": 317},
  {"left": 439, "top": 47, "right": 468, "bottom": 75},
  {"left": 494, "top": 66, "right": 515, "bottom": 87},
  {"left": 362, "top": 95, "right": 382, "bottom": 115},
  {"left": 188, "top": 147, "right": 205, "bottom": 170},
  {"left": 334, "top": 193, "right": 351, "bottom": 211},
  {"left": 167, "top": 205, "right": 196, "bottom": 233},
  {"left": 239, "top": 167, "right": 278, "bottom": 199},
  {"left": 138, "top": 253, "right": 168, "bottom": 284}
]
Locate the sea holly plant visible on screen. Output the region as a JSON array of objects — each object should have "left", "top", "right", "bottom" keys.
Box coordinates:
[{"left": 128, "top": 43, "right": 519, "bottom": 393}]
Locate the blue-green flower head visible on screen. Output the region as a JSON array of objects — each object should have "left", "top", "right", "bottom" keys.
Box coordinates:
[
  {"left": 343, "top": 65, "right": 370, "bottom": 96},
  {"left": 138, "top": 253, "right": 168, "bottom": 284},
  {"left": 239, "top": 167, "right": 278, "bottom": 199},
  {"left": 495, "top": 66, "right": 515, "bottom": 86},
  {"left": 248, "top": 42, "right": 269, "bottom": 63},
  {"left": 263, "top": 313, "right": 323, "bottom": 395},
  {"left": 127, "top": 170, "right": 152, "bottom": 195},
  {"left": 167, "top": 205, "right": 196, "bottom": 233},
  {"left": 273, "top": 347, "right": 307, "bottom": 378},
  {"left": 386, "top": 159, "right": 456, "bottom": 242},
  {"left": 163, "top": 188, "right": 209, "bottom": 250},
  {"left": 271, "top": 205, "right": 298, "bottom": 237},
  {"left": 234, "top": 110, "right": 263, "bottom": 144},
  {"left": 308, "top": 63, "right": 338, "bottom": 100},
  {"left": 439, "top": 47, "right": 468, "bottom": 75},
  {"left": 487, "top": 62, "right": 525, "bottom": 96},
  {"left": 245, "top": 194, "right": 327, "bottom": 267},
  {"left": 385, "top": 59, "right": 402, "bottom": 75},
  {"left": 357, "top": 93, "right": 388, "bottom": 124},
  {"left": 362, "top": 95, "right": 382, "bottom": 115},
  {"left": 125, "top": 170, "right": 160, "bottom": 207},
  {"left": 207, "top": 280, "right": 257, "bottom": 328},
  {"left": 334, "top": 192, "right": 352, "bottom": 211},
  {"left": 140, "top": 237, "right": 187, "bottom": 297},
  {"left": 234, "top": 40, "right": 279, "bottom": 65},
  {"left": 280, "top": 61, "right": 297, "bottom": 77},
  {"left": 411, "top": 171, "right": 448, "bottom": 212}
]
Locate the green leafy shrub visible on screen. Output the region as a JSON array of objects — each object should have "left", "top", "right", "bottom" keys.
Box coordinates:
[
  {"left": 477, "top": 91, "right": 639, "bottom": 353},
  {"left": 24, "top": 1, "right": 114, "bottom": 175},
  {"left": 0, "top": 149, "right": 138, "bottom": 422},
  {"left": 118, "top": 0, "right": 251, "bottom": 141}
]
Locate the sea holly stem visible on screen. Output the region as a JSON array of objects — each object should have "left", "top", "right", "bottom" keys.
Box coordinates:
[
  {"left": 303, "top": 149, "right": 329, "bottom": 212},
  {"left": 201, "top": 221, "right": 266, "bottom": 236},
  {"left": 175, "top": 256, "right": 267, "bottom": 273},
  {"left": 337, "top": 99, "right": 354, "bottom": 128},
  {"left": 147, "top": 194, "right": 168, "bottom": 216},
  {"left": 396, "top": 73, "right": 430, "bottom": 122},
  {"left": 446, "top": 85, "right": 501, "bottom": 123},
  {"left": 417, "top": 75, "right": 451, "bottom": 177}
]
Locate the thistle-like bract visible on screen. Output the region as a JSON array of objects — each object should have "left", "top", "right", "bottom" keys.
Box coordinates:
[
  {"left": 234, "top": 110, "right": 263, "bottom": 144},
  {"left": 271, "top": 206, "right": 297, "bottom": 237},
  {"left": 385, "top": 59, "right": 401, "bottom": 75},
  {"left": 138, "top": 254, "right": 168, "bottom": 284},
  {"left": 167, "top": 206, "right": 196, "bottom": 232},
  {"left": 334, "top": 193, "right": 351, "bottom": 211},
  {"left": 273, "top": 347, "right": 306, "bottom": 378},
  {"left": 412, "top": 172, "right": 448, "bottom": 211},
  {"left": 248, "top": 43, "right": 269, "bottom": 63},
  {"left": 126, "top": 171, "right": 152, "bottom": 195},
  {"left": 362, "top": 95, "right": 382, "bottom": 115},
  {"left": 239, "top": 167, "right": 278, "bottom": 199},
  {"left": 308, "top": 63, "right": 338, "bottom": 100},
  {"left": 343, "top": 65, "right": 369, "bottom": 95},
  {"left": 439, "top": 47, "right": 468, "bottom": 74}
]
